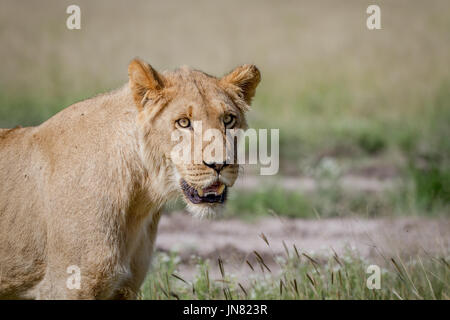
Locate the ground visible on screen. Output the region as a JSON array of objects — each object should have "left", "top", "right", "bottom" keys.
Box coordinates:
[{"left": 156, "top": 213, "right": 449, "bottom": 280}]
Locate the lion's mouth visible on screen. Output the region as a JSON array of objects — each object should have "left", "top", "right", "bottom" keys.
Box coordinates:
[{"left": 180, "top": 179, "right": 227, "bottom": 204}]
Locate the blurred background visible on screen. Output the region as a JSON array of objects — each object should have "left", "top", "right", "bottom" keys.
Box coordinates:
[{"left": 0, "top": 0, "right": 449, "bottom": 298}]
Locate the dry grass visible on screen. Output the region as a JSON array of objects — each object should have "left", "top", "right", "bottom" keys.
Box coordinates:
[{"left": 141, "top": 244, "right": 449, "bottom": 300}]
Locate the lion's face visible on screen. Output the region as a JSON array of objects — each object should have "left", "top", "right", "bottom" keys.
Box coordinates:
[{"left": 128, "top": 59, "right": 260, "bottom": 217}]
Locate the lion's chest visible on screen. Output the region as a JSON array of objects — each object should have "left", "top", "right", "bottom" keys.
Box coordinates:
[{"left": 117, "top": 206, "right": 162, "bottom": 285}]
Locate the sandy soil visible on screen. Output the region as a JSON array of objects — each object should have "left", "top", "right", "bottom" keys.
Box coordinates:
[{"left": 155, "top": 213, "right": 449, "bottom": 279}]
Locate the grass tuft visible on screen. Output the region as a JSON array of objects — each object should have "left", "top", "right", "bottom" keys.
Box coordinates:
[{"left": 141, "top": 249, "right": 449, "bottom": 300}]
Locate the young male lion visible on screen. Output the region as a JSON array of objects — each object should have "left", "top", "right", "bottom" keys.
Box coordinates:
[{"left": 0, "top": 59, "right": 260, "bottom": 299}]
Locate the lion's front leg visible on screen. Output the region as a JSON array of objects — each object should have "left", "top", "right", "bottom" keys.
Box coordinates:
[
  {"left": 35, "top": 253, "right": 128, "bottom": 300},
  {"left": 113, "top": 211, "right": 162, "bottom": 300},
  {"left": 34, "top": 223, "right": 131, "bottom": 299},
  {"left": 36, "top": 207, "right": 161, "bottom": 300}
]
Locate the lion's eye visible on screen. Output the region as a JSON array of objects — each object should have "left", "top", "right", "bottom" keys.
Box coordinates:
[
  {"left": 223, "top": 114, "right": 236, "bottom": 128},
  {"left": 176, "top": 118, "right": 191, "bottom": 128}
]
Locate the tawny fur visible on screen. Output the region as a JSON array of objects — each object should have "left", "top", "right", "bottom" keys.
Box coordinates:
[{"left": 0, "top": 59, "right": 260, "bottom": 299}]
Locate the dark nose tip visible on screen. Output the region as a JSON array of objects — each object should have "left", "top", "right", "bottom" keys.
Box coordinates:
[{"left": 203, "top": 161, "right": 228, "bottom": 173}]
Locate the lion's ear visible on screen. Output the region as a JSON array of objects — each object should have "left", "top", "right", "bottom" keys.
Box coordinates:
[
  {"left": 128, "top": 58, "right": 164, "bottom": 109},
  {"left": 220, "top": 64, "right": 261, "bottom": 105}
]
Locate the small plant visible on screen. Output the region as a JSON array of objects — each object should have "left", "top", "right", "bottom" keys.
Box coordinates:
[
  {"left": 357, "top": 130, "right": 386, "bottom": 155},
  {"left": 410, "top": 164, "right": 450, "bottom": 210}
]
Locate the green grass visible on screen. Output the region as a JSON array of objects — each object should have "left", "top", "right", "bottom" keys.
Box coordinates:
[
  {"left": 411, "top": 165, "right": 450, "bottom": 211},
  {"left": 140, "top": 249, "right": 449, "bottom": 300},
  {"left": 225, "top": 188, "right": 312, "bottom": 219},
  {"left": 405, "top": 82, "right": 450, "bottom": 211},
  {"left": 223, "top": 185, "right": 447, "bottom": 221}
]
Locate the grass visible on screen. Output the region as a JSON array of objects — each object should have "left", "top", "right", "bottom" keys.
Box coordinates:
[
  {"left": 411, "top": 165, "right": 450, "bottom": 211},
  {"left": 140, "top": 248, "right": 449, "bottom": 300},
  {"left": 223, "top": 184, "right": 447, "bottom": 221},
  {"left": 224, "top": 187, "right": 390, "bottom": 220},
  {"left": 225, "top": 188, "right": 313, "bottom": 219},
  {"left": 404, "top": 82, "right": 450, "bottom": 212}
]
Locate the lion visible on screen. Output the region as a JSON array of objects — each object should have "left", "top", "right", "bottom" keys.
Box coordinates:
[{"left": 0, "top": 59, "right": 260, "bottom": 299}]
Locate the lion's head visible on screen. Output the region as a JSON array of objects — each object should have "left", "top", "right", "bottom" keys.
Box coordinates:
[{"left": 128, "top": 59, "right": 260, "bottom": 218}]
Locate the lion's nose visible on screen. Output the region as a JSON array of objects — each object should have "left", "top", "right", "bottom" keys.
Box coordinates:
[{"left": 203, "top": 161, "right": 228, "bottom": 173}]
